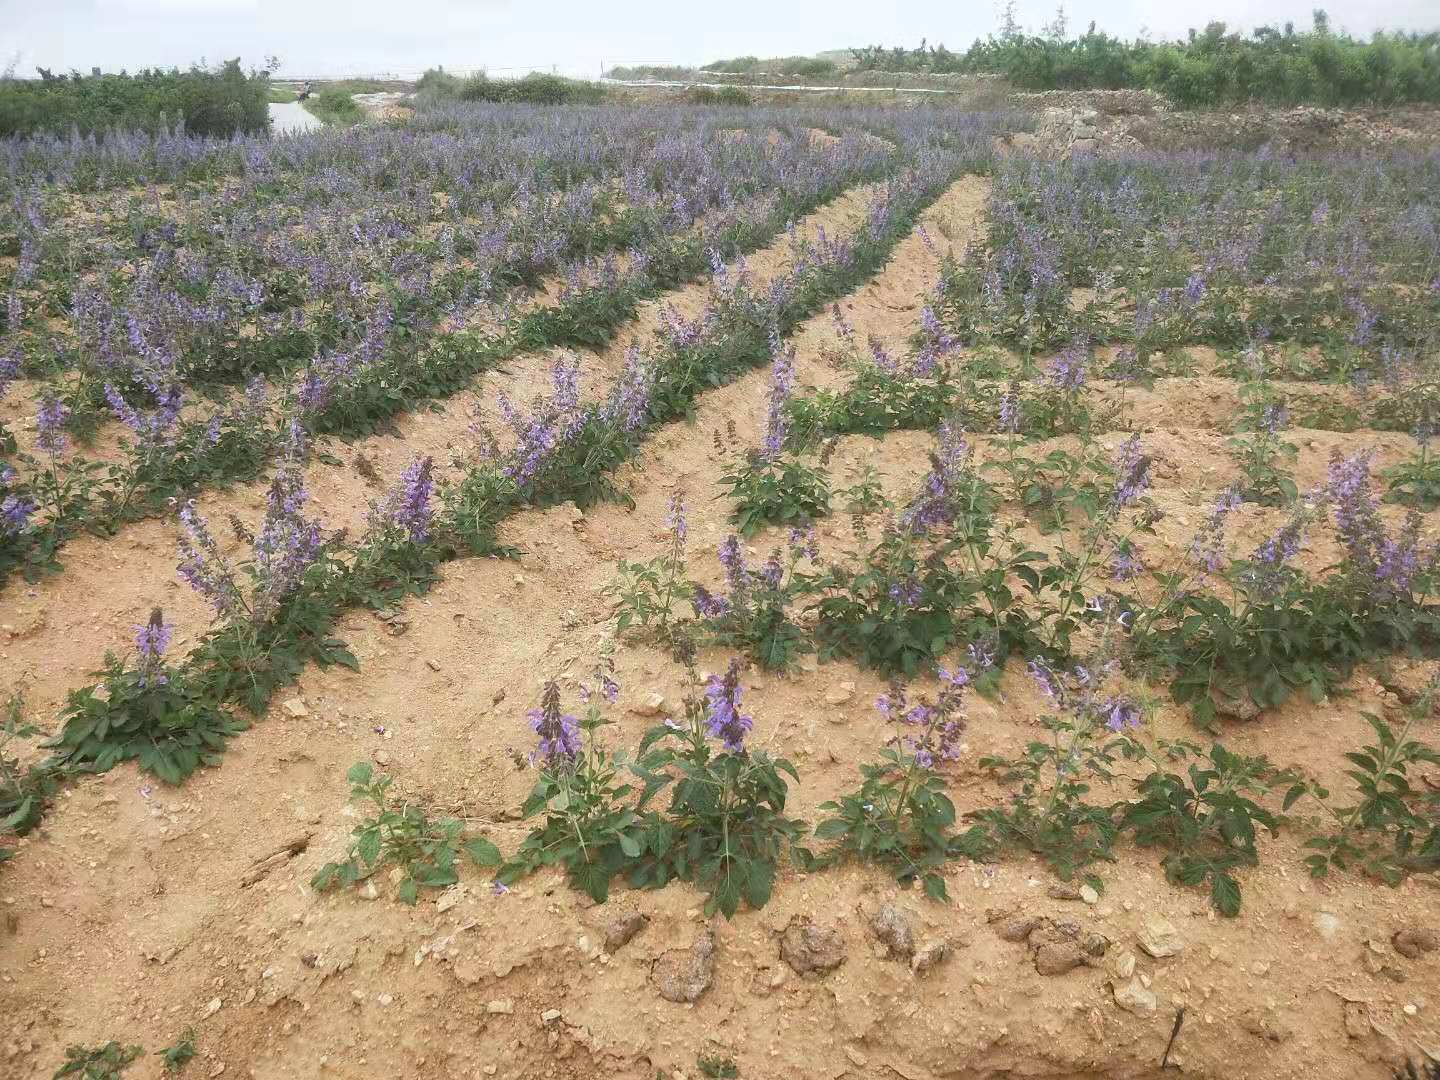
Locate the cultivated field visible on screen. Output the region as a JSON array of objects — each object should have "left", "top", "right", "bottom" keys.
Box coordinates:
[{"left": 1, "top": 100, "right": 1438, "bottom": 1080}]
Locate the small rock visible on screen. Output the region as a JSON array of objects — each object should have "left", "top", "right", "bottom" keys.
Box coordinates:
[
  {"left": 604, "top": 912, "right": 649, "bottom": 952},
  {"left": 651, "top": 929, "right": 715, "bottom": 1003},
  {"left": 1238, "top": 1008, "right": 1292, "bottom": 1043},
  {"left": 630, "top": 693, "right": 667, "bottom": 718},
  {"left": 376, "top": 993, "right": 394, "bottom": 1007},
  {"left": 202, "top": 997, "right": 222, "bottom": 1018},
  {"left": 359, "top": 880, "right": 380, "bottom": 901},
  {"left": 1113, "top": 976, "right": 1158, "bottom": 1016},
  {"left": 1105, "top": 949, "right": 1137, "bottom": 980},
  {"left": 1343, "top": 1001, "right": 1371, "bottom": 1039},
  {"left": 824, "top": 682, "right": 855, "bottom": 706},
  {"left": 373, "top": 750, "right": 391, "bottom": 767},
  {"left": 425, "top": 658, "right": 442, "bottom": 672},
  {"left": 995, "top": 915, "right": 1046, "bottom": 943},
  {"left": 1047, "top": 884, "right": 1082, "bottom": 901},
  {"left": 281, "top": 697, "right": 309, "bottom": 719},
  {"left": 911, "top": 939, "right": 948, "bottom": 975},
  {"left": 1313, "top": 912, "right": 1342, "bottom": 942},
  {"left": 1393, "top": 928, "right": 1438, "bottom": 959},
  {"left": 1034, "top": 942, "right": 1089, "bottom": 976},
  {"left": 1211, "top": 688, "right": 1262, "bottom": 722},
  {"left": 780, "top": 918, "right": 846, "bottom": 974},
  {"left": 485, "top": 999, "right": 514, "bottom": 1014},
  {"left": 869, "top": 904, "right": 916, "bottom": 960},
  {"left": 1138, "top": 914, "right": 1184, "bottom": 958},
  {"left": 436, "top": 885, "right": 465, "bottom": 913},
  {"left": 844, "top": 1047, "right": 868, "bottom": 1067},
  {"left": 1080, "top": 885, "right": 1100, "bottom": 905},
  {"left": 540, "top": 1009, "right": 562, "bottom": 1023}
]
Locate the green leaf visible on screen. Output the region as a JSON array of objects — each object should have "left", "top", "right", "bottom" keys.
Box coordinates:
[
  {"left": 1210, "top": 872, "right": 1242, "bottom": 917},
  {"left": 346, "top": 761, "right": 374, "bottom": 786},
  {"left": 463, "top": 837, "right": 502, "bottom": 867}
]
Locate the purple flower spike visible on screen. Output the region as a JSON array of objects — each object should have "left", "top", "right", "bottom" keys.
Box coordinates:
[
  {"left": 1112, "top": 435, "right": 1150, "bottom": 508},
  {"left": 704, "top": 660, "right": 753, "bottom": 754},
  {"left": 133, "top": 607, "right": 173, "bottom": 688},
  {"left": 35, "top": 392, "right": 68, "bottom": 456},
  {"left": 760, "top": 340, "right": 796, "bottom": 460},
  {"left": 529, "top": 681, "right": 580, "bottom": 769},
  {"left": 371, "top": 456, "right": 434, "bottom": 545}
]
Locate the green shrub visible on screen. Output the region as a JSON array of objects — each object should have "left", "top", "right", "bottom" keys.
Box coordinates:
[
  {"left": 416, "top": 67, "right": 462, "bottom": 95},
  {"left": 0, "top": 60, "right": 269, "bottom": 137},
  {"left": 847, "top": 13, "right": 1440, "bottom": 106},
  {"left": 686, "top": 86, "right": 754, "bottom": 106},
  {"left": 456, "top": 72, "right": 607, "bottom": 105},
  {"left": 605, "top": 65, "right": 697, "bottom": 81},
  {"left": 303, "top": 86, "right": 364, "bottom": 125}
]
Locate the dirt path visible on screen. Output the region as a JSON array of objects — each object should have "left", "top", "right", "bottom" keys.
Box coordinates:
[{"left": 268, "top": 102, "right": 323, "bottom": 135}]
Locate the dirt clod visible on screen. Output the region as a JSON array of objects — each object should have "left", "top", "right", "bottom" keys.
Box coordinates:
[
  {"left": 994, "top": 915, "right": 1046, "bottom": 943},
  {"left": 910, "top": 938, "right": 949, "bottom": 975},
  {"left": 651, "top": 928, "right": 715, "bottom": 1003},
  {"left": 869, "top": 903, "right": 916, "bottom": 960},
  {"left": 780, "top": 918, "right": 847, "bottom": 974},
  {"left": 604, "top": 911, "right": 649, "bottom": 952},
  {"left": 1034, "top": 941, "right": 1090, "bottom": 976},
  {"left": 1392, "top": 928, "right": 1438, "bottom": 959}
]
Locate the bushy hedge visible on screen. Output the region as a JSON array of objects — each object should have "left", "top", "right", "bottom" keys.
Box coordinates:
[
  {"left": 605, "top": 65, "right": 698, "bottom": 81},
  {"left": 685, "top": 86, "right": 754, "bottom": 106},
  {"left": 850, "top": 13, "right": 1440, "bottom": 106},
  {"left": 454, "top": 73, "right": 607, "bottom": 105},
  {"left": 304, "top": 86, "right": 364, "bottom": 125},
  {"left": 0, "top": 60, "right": 270, "bottom": 137},
  {"left": 701, "top": 56, "right": 838, "bottom": 78}
]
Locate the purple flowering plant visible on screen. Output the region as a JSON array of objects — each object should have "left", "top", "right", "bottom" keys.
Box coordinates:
[
  {"left": 1142, "top": 491, "right": 1353, "bottom": 725},
  {"left": 609, "top": 491, "right": 695, "bottom": 651},
  {"left": 1380, "top": 419, "right": 1440, "bottom": 511},
  {"left": 499, "top": 662, "right": 654, "bottom": 904},
  {"left": 1042, "top": 434, "right": 1158, "bottom": 654},
  {"left": 719, "top": 338, "right": 831, "bottom": 537},
  {"left": 5, "top": 390, "right": 104, "bottom": 580},
  {"left": 1229, "top": 384, "right": 1298, "bottom": 506},
  {"left": 346, "top": 455, "right": 445, "bottom": 606},
  {"left": 977, "top": 651, "right": 1144, "bottom": 887},
  {"left": 45, "top": 605, "right": 248, "bottom": 785},
  {"left": 692, "top": 530, "right": 814, "bottom": 671},
  {"left": 814, "top": 664, "right": 992, "bottom": 901},
  {"left": 632, "top": 657, "right": 809, "bottom": 918},
  {"left": 178, "top": 435, "right": 355, "bottom": 712}
]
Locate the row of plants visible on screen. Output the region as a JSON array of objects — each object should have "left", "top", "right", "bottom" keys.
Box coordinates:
[
  {"left": 313, "top": 603, "right": 1438, "bottom": 921},
  {"left": 931, "top": 153, "right": 1440, "bottom": 369}
]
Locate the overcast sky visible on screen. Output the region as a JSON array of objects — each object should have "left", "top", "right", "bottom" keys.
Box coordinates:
[{"left": 3, "top": 0, "right": 1436, "bottom": 79}]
